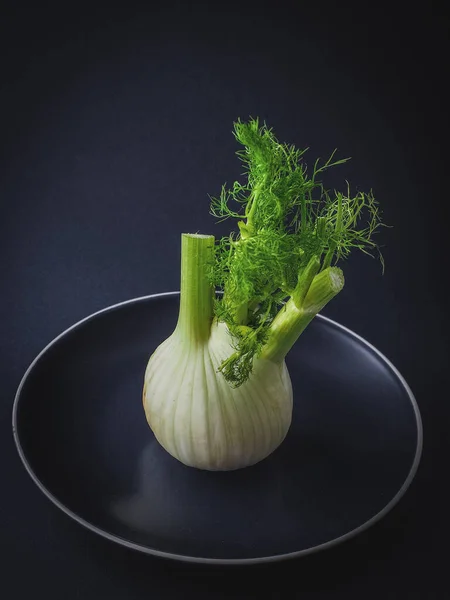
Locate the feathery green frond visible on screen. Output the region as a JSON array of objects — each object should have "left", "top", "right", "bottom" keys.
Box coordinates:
[{"left": 209, "top": 117, "right": 385, "bottom": 386}]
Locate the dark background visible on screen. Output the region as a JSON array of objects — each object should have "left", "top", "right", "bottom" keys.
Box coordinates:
[{"left": 1, "top": 1, "right": 448, "bottom": 598}]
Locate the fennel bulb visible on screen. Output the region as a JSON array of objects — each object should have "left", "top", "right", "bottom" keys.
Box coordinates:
[{"left": 144, "top": 316, "right": 293, "bottom": 471}]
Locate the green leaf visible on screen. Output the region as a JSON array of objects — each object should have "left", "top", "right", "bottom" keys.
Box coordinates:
[{"left": 208, "top": 117, "right": 386, "bottom": 386}]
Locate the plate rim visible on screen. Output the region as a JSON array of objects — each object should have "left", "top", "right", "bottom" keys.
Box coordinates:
[{"left": 11, "top": 291, "right": 423, "bottom": 565}]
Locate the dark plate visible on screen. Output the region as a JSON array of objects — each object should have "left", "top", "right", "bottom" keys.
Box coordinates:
[{"left": 12, "top": 292, "right": 422, "bottom": 564}]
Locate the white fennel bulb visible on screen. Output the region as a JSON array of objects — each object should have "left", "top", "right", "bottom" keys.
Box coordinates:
[{"left": 144, "top": 318, "right": 293, "bottom": 471}]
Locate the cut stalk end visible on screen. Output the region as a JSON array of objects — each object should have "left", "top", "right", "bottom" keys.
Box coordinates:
[
  {"left": 261, "top": 266, "right": 345, "bottom": 363},
  {"left": 175, "top": 233, "right": 215, "bottom": 342}
]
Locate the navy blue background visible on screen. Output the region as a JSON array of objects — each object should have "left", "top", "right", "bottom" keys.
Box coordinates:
[{"left": 1, "top": 2, "right": 448, "bottom": 598}]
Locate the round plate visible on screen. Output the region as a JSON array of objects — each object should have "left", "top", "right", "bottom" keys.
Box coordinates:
[{"left": 12, "top": 293, "right": 422, "bottom": 564}]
